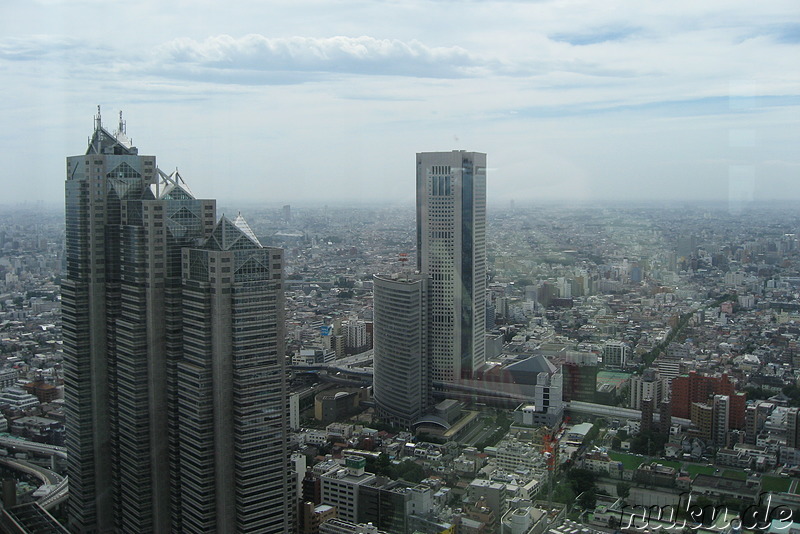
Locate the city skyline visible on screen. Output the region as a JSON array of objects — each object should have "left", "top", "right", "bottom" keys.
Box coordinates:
[{"left": 2, "top": 0, "right": 798, "bottom": 207}]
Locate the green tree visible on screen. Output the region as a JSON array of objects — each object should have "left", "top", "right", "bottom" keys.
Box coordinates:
[
  {"left": 395, "top": 460, "right": 425, "bottom": 483},
  {"left": 616, "top": 481, "right": 631, "bottom": 500},
  {"left": 552, "top": 483, "right": 576, "bottom": 504},
  {"left": 566, "top": 468, "right": 597, "bottom": 494},
  {"left": 577, "top": 488, "right": 597, "bottom": 510}
]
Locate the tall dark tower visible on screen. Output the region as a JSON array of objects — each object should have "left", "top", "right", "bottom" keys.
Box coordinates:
[
  {"left": 64, "top": 108, "right": 163, "bottom": 532},
  {"left": 178, "top": 215, "right": 291, "bottom": 533},
  {"left": 63, "top": 109, "right": 290, "bottom": 533}
]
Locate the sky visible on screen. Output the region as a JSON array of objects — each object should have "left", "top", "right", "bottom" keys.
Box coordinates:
[{"left": 1, "top": 0, "right": 798, "bottom": 208}]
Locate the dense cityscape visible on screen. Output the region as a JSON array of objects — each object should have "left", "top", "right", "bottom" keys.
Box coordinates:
[{"left": 0, "top": 116, "right": 797, "bottom": 534}]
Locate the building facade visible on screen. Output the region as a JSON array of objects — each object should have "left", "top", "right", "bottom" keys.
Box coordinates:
[
  {"left": 416, "top": 151, "right": 487, "bottom": 381},
  {"left": 601, "top": 341, "right": 630, "bottom": 368},
  {"left": 64, "top": 111, "right": 169, "bottom": 533},
  {"left": 177, "top": 215, "right": 291, "bottom": 533},
  {"left": 671, "top": 371, "right": 745, "bottom": 429},
  {"left": 372, "top": 273, "right": 430, "bottom": 428},
  {"left": 64, "top": 111, "right": 290, "bottom": 533},
  {"left": 629, "top": 369, "right": 664, "bottom": 410}
]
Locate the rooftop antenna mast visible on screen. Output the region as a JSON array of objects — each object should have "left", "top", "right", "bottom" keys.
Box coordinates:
[{"left": 118, "top": 110, "right": 126, "bottom": 135}]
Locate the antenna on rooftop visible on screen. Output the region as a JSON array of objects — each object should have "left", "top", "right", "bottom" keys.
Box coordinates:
[
  {"left": 118, "top": 110, "right": 126, "bottom": 135},
  {"left": 95, "top": 105, "right": 102, "bottom": 131}
]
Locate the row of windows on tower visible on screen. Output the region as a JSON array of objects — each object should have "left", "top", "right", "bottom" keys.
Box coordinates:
[{"left": 429, "top": 175, "right": 452, "bottom": 196}]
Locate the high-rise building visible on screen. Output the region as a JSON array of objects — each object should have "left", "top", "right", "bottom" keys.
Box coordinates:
[
  {"left": 320, "top": 457, "right": 376, "bottom": 524},
  {"left": 787, "top": 407, "right": 800, "bottom": 449},
  {"left": 712, "top": 394, "right": 730, "bottom": 447},
  {"left": 690, "top": 402, "right": 714, "bottom": 442},
  {"left": 63, "top": 110, "right": 290, "bottom": 533},
  {"left": 372, "top": 273, "right": 430, "bottom": 428},
  {"left": 671, "top": 371, "right": 746, "bottom": 428},
  {"left": 64, "top": 110, "right": 178, "bottom": 532},
  {"left": 629, "top": 368, "right": 664, "bottom": 410},
  {"left": 745, "top": 402, "right": 773, "bottom": 445},
  {"left": 659, "top": 398, "right": 672, "bottom": 434},
  {"left": 343, "top": 318, "right": 369, "bottom": 354},
  {"left": 178, "top": 215, "right": 290, "bottom": 533},
  {"left": 561, "top": 352, "right": 598, "bottom": 403},
  {"left": 640, "top": 398, "right": 655, "bottom": 433},
  {"left": 416, "top": 151, "right": 486, "bottom": 381}
]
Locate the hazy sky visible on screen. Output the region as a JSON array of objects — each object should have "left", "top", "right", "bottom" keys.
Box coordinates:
[{"left": 2, "top": 0, "right": 798, "bottom": 207}]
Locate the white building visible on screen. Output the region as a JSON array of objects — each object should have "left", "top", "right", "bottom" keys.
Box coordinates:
[
  {"left": 343, "top": 318, "right": 368, "bottom": 352},
  {"left": 320, "top": 457, "right": 376, "bottom": 523},
  {"left": 495, "top": 439, "right": 541, "bottom": 473},
  {"left": 602, "top": 340, "right": 631, "bottom": 368},
  {"left": 629, "top": 368, "right": 665, "bottom": 410},
  {"left": 0, "top": 387, "right": 39, "bottom": 411},
  {"left": 416, "top": 151, "right": 487, "bottom": 381}
]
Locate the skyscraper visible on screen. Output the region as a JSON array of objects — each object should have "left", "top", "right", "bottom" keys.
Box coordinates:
[
  {"left": 372, "top": 151, "right": 487, "bottom": 429},
  {"left": 178, "top": 215, "right": 290, "bottom": 533},
  {"left": 64, "top": 109, "right": 177, "bottom": 533},
  {"left": 372, "top": 273, "right": 430, "bottom": 428},
  {"left": 416, "top": 151, "right": 486, "bottom": 381},
  {"left": 63, "top": 109, "right": 290, "bottom": 533}
]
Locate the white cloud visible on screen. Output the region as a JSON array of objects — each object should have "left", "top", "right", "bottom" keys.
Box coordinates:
[
  {"left": 0, "top": 0, "right": 798, "bottom": 204},
  {"left": 152, "top": 34, "right": 485, "bottom": 79}
]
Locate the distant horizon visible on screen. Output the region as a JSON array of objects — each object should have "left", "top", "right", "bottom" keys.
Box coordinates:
[{"left": 4, "top": 197, "right": 800, "bottom": 215}]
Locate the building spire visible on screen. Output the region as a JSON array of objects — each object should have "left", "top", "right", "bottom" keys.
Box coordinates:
[
  {"left": 95, "top": 105, "right": 102, "bottom": 131},
  {"left": 118, "top": 110, "right": 126, "bottom": 135}
]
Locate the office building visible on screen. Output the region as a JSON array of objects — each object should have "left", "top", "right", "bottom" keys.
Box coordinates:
[
  {"left": 319, "top": 519, "right": 386, "bottom": 534},
  {"left": 671, "top": 371, "right": 745, "bottom": 428},
  {"left": 416, "top": 151, "right": 486, "bottom": 381},
  {"left": 64, "top": 110, "right": 181, "bottom": 532},
  {"left": 372, "top": 273, "right": 430, "bottom": 428},
  {"left": 601, "top": 340, "right": 630, "bottom": 368},
  {"left": 177, "top": 215, "right": 290, "bottom": 533},
  {"left": 629, "top": 368, "right": 664, "bottom": 410},
  {"left": 373, "top": 151, "right": 487, "bottom": 428},
  {"left": 787, "top": 407, "right": 800, "bottom": 449},
  {"left": 320, "top": 457, "right": 376, "bottom": 524},
  {"left": 63, "top": 110, "right": 290, "bottom": 533},
  {"left": 562, "top": 352, "right": 598, "bottom": 403}
]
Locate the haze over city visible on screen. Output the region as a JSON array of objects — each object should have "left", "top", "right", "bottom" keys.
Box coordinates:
[{"left": 2, "top": 0, "right": 798, "bottom": 207}]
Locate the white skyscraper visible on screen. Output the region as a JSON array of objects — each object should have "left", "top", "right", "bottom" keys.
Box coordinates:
[{"left": 416, "top": 151, "right": 486, "bottom": 382}]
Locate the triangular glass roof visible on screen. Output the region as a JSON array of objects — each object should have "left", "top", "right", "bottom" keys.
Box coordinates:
[
  {"left": 232, "top": 213, "right": 262, "bottom": 247},
  {"left": 159, "top": 182, "right": 196, "bottom": 200},
  {"left": 205, "top": 214, "right": 262, "bottom": 251},
  {"left": 86, "top": 125, "right": 137, "bottom": 155}
]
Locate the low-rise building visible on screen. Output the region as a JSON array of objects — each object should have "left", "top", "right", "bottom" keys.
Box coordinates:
[
  {"left": 634, "top": 462, "right": 676, "bottom": 487},
  {"left": 320, "top": 457, "right": 377, "bottom": 524},
  {"left": 692, "top": 474, "right": 758, "bottom": 504},
  {"left": 582, "top": 450, "right": 614, "bottom": 475}
]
